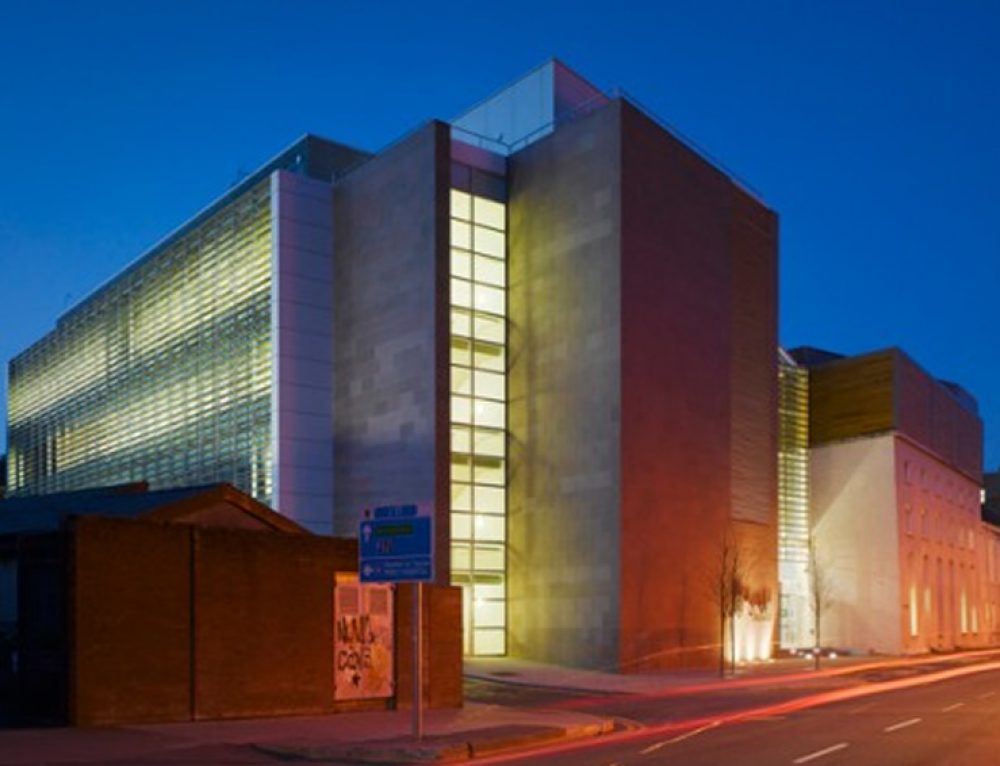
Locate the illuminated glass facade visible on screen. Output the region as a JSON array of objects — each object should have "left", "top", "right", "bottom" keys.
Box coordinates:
[
  {"left": 8, "top": 180, "right": 274, "bottom": 501},
  {"left": 778, "top": 349, "right": 811, "bottom": 648},
  {"left": 449, "top": 187, "right": 508, "bottom": 656}
]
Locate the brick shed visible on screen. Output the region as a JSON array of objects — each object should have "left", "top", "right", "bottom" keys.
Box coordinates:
[{"left": 0, "top": 483, "right": 461, "bottom": 725}]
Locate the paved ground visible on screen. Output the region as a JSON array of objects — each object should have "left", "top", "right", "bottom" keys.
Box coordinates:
[{"left": 3, "top": 650, "right": 1000, "bottom": 764}]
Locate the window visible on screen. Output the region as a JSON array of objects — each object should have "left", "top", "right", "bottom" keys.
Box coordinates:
[{"left": 449, "top": 186, "right": 507, "bottom": 657}]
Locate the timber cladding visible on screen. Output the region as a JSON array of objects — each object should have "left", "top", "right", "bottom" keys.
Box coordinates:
[
  {"left": 808, "top": 351, "right": 895, "bottom": 445},
  {"left": 807, "top": 349, "right": 982, "bottom": 481}
]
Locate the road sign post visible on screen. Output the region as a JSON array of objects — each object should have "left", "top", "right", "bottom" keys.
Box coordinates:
[{"left": 359, "top": 504, "right": 433, "bottom": 741}]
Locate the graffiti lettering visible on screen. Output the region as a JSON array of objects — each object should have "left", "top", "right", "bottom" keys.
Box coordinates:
[
  {"left": 336, "top": 614, "right": 376, "bottom": 644},
  {"left": 337, "top": 647, "right": 373, "bottom": 671}
]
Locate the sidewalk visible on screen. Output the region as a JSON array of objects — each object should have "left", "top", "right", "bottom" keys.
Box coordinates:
[{"left": 0, "top": 704, "right": 615, "bottom": 765}]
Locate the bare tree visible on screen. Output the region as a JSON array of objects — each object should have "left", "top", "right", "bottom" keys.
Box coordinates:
[
  {"left": 708, "top": 531, "right": 747, "bottom": 677},
  {"left": 808, "top": 533, "right": 835, "bottom": 670}
]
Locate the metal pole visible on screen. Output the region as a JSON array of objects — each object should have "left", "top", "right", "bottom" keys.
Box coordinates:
[{"left": 412, "top": 581, "right": 424, "bottom": 741}]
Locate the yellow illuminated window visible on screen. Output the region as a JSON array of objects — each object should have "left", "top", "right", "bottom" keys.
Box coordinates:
[
  {"left": 451, "top": 278, "right": 473, "bottom": 309},
  {"left": 474, "top": 370, "right": 504, "bottom": 401},
  {"left": 449, "top": 186, "right": 507, "bottom": 657},
  {"left": 473, "top": 197, "right": 505, "bottom": 229},
  {"left": 451, "top": 367, "right": 473, "bottom": 396},
  {"left": 451, "top": 249, "right": 472, "bottom": 279},
  {"left": 473, "top": 428, "right": 504, "bottom": 457},
  {"left": 474, "top": 227, "right": 505, "bottom": 258},
  {"left": 451, "top": 482, "right": 473, "bottom": 511},
  {"left": 451, "top": 190, "right": 472, "bottom": 220},
  {"left": 451, "top": 220, "right": 472, "bottom": 249},
  {"left": 474, "top": 256, "right": 505, "bottom": 287}
]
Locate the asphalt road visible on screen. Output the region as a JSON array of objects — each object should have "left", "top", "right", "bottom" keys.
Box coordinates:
[{"left": 477, "top": 667, "right": 1000, "bottom": 766}]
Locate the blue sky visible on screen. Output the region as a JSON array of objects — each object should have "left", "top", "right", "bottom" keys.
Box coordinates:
[{"left": 1, "top": 1, "right": 997, "bottom": 468}]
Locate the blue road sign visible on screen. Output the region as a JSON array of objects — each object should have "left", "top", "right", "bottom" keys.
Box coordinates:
[{"left": 359, "top": 506, "right": 433, "bottom": 583}]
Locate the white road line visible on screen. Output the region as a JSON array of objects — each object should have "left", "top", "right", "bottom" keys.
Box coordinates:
[
  {"left": 942, "top": 702, "right": 965, "bottom": 712},
  {"left": 884, "top": 717, "right": 922, "bottom": 733},
  {"left": 978, "top": 691, "right": 996, "bottom": 699},
  {"left": 792, "top": 742, "right": 849, "bottom": 763},
  {"left": 639, "top": 721, "right": 720, "bottom": 754}
]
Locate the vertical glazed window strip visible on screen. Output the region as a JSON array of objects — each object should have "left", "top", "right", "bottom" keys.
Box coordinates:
[{"left": 449, "top": 188, "right": 507, "bottom": 656}]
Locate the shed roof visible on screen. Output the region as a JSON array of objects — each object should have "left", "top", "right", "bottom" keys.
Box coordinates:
[{"left": 0, "top": 483, "right": 308, "bottom": 536}]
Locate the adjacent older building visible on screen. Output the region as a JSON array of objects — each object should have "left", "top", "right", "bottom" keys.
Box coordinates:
[
  {"left": 791, "top": 347, "right": 985, "bottom": 654},
  {"left": 6, "top": 60, "right": 779, "bottom": 669}
]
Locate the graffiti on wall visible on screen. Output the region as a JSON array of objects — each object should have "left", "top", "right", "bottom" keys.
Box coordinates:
[{"left": 334, "top": 580, "right": 393, "bottom": 700}]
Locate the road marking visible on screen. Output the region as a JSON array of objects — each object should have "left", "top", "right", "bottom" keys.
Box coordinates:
[
  {"left": 792, "top": 742, "right": 849, "bottom": 763},
  {"left": 884, "top": 717, "right": 922, "bottom": 733},
  {"left": 639, "top": 721, "right": 720, "bottom": 754},
  {"left": 942, "top": 702, "right": 965, "bottom": 712},
  {"left": 977, "top": 691, "right": 996, "bottom": 699}
]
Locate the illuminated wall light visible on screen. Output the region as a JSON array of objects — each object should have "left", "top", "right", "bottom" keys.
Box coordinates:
[{"left": 732, "top": 606, "right": 775, "bottom": 664}]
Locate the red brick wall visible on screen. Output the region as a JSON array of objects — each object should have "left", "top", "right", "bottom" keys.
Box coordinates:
[
  {"left": 70, "top": 517, "right": 192, "bottom": 725},
  {"left": 192, "top": 529, "right": 356, "bottom": 719},
  {"left": 68, "top": 518, "right": 461, "bottom": 724},
  {"left": 394, "top": 583, "right": 463, "bottom": 709}
]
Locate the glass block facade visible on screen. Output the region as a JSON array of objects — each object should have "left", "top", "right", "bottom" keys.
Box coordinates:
[
  {"left": 7, "top": 179, "right": 274, "bottom": 502},
  {"left": 778, "top": 350, "right": 811, "bottom": 648},
  {"left": 449, "top": 188, "right": 508, "bottom": 656}
]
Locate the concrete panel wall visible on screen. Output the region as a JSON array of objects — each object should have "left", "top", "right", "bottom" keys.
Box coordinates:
[
  {"left": 332, "top": 123, "right": 451, "bottom": 582},
  {"left": 272, "top": 171, "right": 335, "bottom": 534},
  {"left": 810, "top": 434, "right": 902, "bottom": 653},
  {"left": 507, "top": 101, "right": 623, "bottom": 669}
]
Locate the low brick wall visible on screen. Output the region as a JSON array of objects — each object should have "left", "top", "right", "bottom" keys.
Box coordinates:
[{"left": 68, "top": 517, "right": 461, "bottom": 725}]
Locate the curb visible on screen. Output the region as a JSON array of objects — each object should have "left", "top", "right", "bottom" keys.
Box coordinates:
[
  {"left": 255, "top": 719, "right": 614, "bottom": 763},
  {"left": 464, "top": 672, "right": 635, "bottom": 697}
]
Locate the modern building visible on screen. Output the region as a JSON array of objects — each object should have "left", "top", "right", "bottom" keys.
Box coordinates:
[
  {"left": 6, "top": 138, "right": 370, "bottom": 534},
  {"left": 6, "top": 60, "right": 779, "bottom": 669},
  {"left": 790, "top": 347, "right": 986, "bottom": 654}
]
